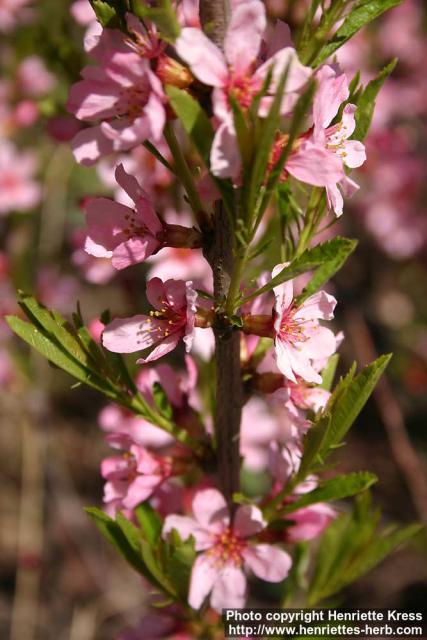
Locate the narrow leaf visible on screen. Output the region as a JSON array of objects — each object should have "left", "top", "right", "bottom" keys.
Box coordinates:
[
  {"left": 280, "top": 472, "right": 377, "bottom": 515},
  {"left": 85, "top": 508, "right": 151, "bottom": 579},
  {"left": 166, "top": 86, "right": 213, "bottom": 166},
  {"left": 131, "top": 0, "right": 180, "bottom": 43},
  {"left": 354, "top": 59, "right": 398, "bottom": 141},
  {"left": 323, "top": 354, "right": 392, "bottom": 454},
  {"left": 240, "top": 237, "right": 356, "bottom": 305},
  {"left": 313, "top": 0, "right": 403, "bottom": 65},
  {"left": 135, "top": 502, "right": 163, "bottom": 546}
]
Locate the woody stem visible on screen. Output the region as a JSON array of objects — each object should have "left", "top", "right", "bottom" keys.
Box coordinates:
[{"left": 200, "top": 0, "right": 242, "bottom": 512}]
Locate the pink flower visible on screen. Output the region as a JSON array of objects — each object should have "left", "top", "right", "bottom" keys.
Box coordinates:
[
  {"left": 286, "top": 378, "right": 331, "bottom": 413},
  {"left": 163, "top": 488, "right": 292, "bottom": 611},
  {"left": 100, "top": 357, "right": 199, "bottom": 450},
  {"left": 99, "top": 404, "right": 175, "bottom": 451},
  {"left": 312, "top": 65, "right": 366, "bottom": 216},
  {"left": 0, "top": 0, "right": 32, "bottom": 33},
  {"left": 272, "top": 264, "right": 337, "bottom": 384},
  {"left": 271, "top": 133, "right": 345, "bottom": 190},
  {"left": 240, "top": 397, "right": 284, "bottom": 472},
  {"left": 102, "top": 278, "right": 197, "bottom": 362},
  {"left": 17, "top": 56, "right": 55, "bottom": 96},
  {"left": 84, "top": 164, "right": 164, "bottom": 269},
  {"left": 176, "top": 1, "right": 311, "bottom": 179},
  {"left": 285, "top": 503, "right": 336, "bottom": 543},
  {"left": 67, "top": 27, "right": 166, "bottom": 165},
  {"left": 97, "top": 140, "right": 173, "bottom": 202},
  {"left": 0, "top": 141, "right": 41, "bottom": 214},
  {"left": 102, "top": 444, "right": 172, "bottom": 516},
  {"left": 269, "top": 440, "right": 302, "bottom": 485},
  {"left": 70, "top": 0, "right": 96, "bottom": 26},
  {"left": 71, "top": 229, "right": 116, "bottom": 284}
]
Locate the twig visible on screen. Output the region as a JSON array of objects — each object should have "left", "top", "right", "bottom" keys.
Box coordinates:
[{"left": 199, "top": 0, "right": 242, "bottom": 510}]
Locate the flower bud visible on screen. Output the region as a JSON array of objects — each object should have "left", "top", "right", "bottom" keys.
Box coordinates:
[
  {"left": 164, "top": 223, "right": 203, "bottom": 249},
  {"left": 252, "top": 372, "right": 285, "bottom": 394},
  {"left": 157, "top": 54, "right": 193, "bottom": 89},
  {"left": 242, "top": 314, "right": 275, "bottom": 338}
]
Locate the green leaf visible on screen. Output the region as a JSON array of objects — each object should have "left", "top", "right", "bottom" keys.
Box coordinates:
[
  {"left": 166, "top": 86, "right": 214, "bottom": 167},
  {"left": 140, "top": 539, "right": 176, "bottom": 595},
  {"left": 152, "top": 382, "right": 174, "bottom": 420},
  {"left": 90, "top": 0, "right": 118, "bottom": 27},
  {"left": 313, "top": 0, "right": 403, "bottom": 65},
  {"left": 354, "top": 59, "right": 398, "bottom": 141},
  {"left": 165, "top": 87, "right": 234, "bottom": 212},
  {"left": 298, "top": 413, "right": 331, "bottom": 480},
  {"left": 320, "top": 354, "right": 339, "bottom": 391},
  {"left": 296, "top": 237, "right": 358, "bottom": 303},
  {"left": 135, "top": 502, "right": 163, "bottom": 546},
  {"left": 280, "top": 472, "right": 377, "bottom": 516},
  {"left": 262, "top": 80, "right": 316, "bottom": 206},
  {"left": 322, "top": 354, "right": 392, "bottom": 455},
  {"left": 131, "top": 0, "right": 180, "bottom": 43},
  {"left": 85, "top": 508, "right": 151, "bottom": 579},
  {"left": 6, "top": 316, "right": 118, "bottom": 399},
  {"left": 18, "top": 293, "right": 89, "bottom": 366},
  {"left": 340, "top": 523, "right": 423, "bottom": 588},
  {"left": 230, "top": 94, "right": 253, "bottom": 178},
  {"left": 308, "top": 495, "right": 422, "bottom": 604},
  {"left": 166, "top": 536, "right": 196, "bottom": 600},
  {"left": 248, "top": 64, "right": 291, "bottom": 215},
  {"left": 240, "top": 237, "right": 357, "bottom": 305}
]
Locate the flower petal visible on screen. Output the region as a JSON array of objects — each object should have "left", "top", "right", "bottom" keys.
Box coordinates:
[
  {"left": 162, "top": 515, "right": 214, "bottom": 551},
  {"left": 123, "top": 475, "right": 162, "bottom": 509},
  {"left": 234, "top": 505, "right": 266, "bottom": 538},
  {"left": 188, "top": 553, "right": 220, "bottom": 609},
  {"left": 137, "top": 332, "right": 181, "bottom": 363},
  {"left": 102, "top": 314, "right": 155, "bottom": 353},
  {"left": 210, "top": 120, "right": 241, "bottom": 180},
  {"left": 295, "top": 291, "right": 337, "bottom": 321},
  {"left": 287, "top": 143, "right": 344, "bottom": 187},
  {"left": 176, "top": 28, "right": 228, "bottom": 87},
  {"left": 71, "top": 125, "right": 114, "bottom": 166},
  {"left": 192, "top": 488, "right": 229, "bottom": 532},
  {"left": 313, "top": 65, "right": 349, "bottom": 132},
  {"left": 210, "top": 566, "right": 247, "bottom": 612},
  {"left": 244, "top": 544, "right": 292, "bottom": 582},
  {"left": 224, "top": 1, "right": 266, "bottom": 72},
  {"left": 112, "top": 236, "right": 159, "bottom": 269},
  {"left": 342, "top": 139, "right": 366, "bottom": 169}
]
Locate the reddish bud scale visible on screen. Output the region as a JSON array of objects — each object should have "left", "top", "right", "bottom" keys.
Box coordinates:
[
  {"left": 253, "top": 372, "right": 285, "bottom": 394},
  {"left": 242, "top": 313, "right": 275, "bottom": 338},
  {"left": 163, "top": 223, "right": 203, "bottom": 249},
  {"left": 194, "top": 307, "right": 215, "bottom": 328}
]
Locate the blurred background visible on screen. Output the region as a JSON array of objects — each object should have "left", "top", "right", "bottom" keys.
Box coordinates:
[{"left": 1, "top": 1, "right": 427, "bottom": 638}]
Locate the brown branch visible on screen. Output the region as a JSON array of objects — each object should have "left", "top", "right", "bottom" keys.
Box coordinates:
[
  {"left": 209, "top": 202, "right": 242, "bottom": 508},
  {"left": 346, "top": 309, "right": 427, "bottom": 526},
  {"left": 200, "top": 0, "right": 242, "bottom": 509},
  {"left": 199, "top": 0, "right": 231, "bottom": 48}
]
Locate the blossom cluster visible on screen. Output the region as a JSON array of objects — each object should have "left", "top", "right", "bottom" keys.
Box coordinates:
[
  {"left": 58, "top": 0, "right": 363, "bottom": 621},
  {"left": 1, "top": 0, "right": 421, "bottom": 637}
]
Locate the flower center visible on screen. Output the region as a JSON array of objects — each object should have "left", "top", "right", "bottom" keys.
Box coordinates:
[
  {"left": 227, "top": 70, "right": 260, "bottom": 110},
  {"left": 122, "top": 211, "right": 147, "bottom": 238},
  {"left": 123, "top": 452, "right": 138, "bottom": 481},
  {"left": 326, "top": 122, "right": 349, "bottom": 159},
  {"left": 117, "top": 83, "right": 150, "bottom": 119},
  {"left": 207, "top": 528, "right": 246, "bottom": 568},
  {"left": 279, "top": 307, "right": 307, "bottom": 344},
  {"left": 136, "top": 297, "right": 186, "bottom": 345}
]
